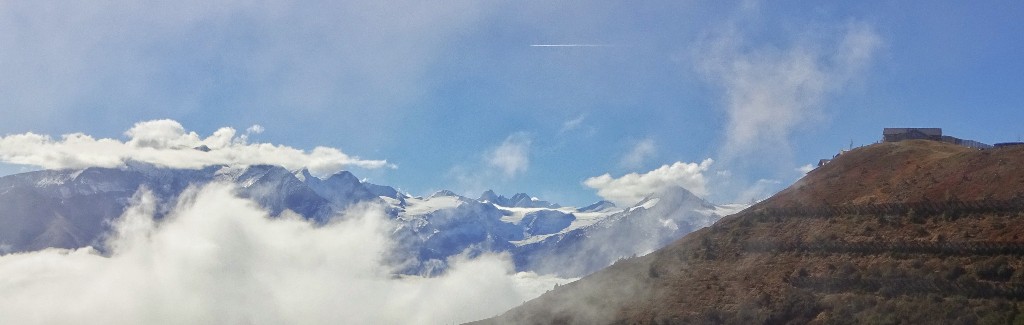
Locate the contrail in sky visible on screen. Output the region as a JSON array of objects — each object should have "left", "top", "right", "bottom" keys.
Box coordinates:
[{"left": 529, "top": 44, "right": 614, "bottom": 47}]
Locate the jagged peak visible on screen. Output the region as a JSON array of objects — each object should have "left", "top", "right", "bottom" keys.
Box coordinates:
[
  {"left": 510, "top": 192, "right": 532, "bottom": 202},
  {"left": 293, "top": 168, "right": 315, "bottom": 182},
  {"left": 632, "top": 186, "right": 714, "bottom": 210},
  {"left": 363, "top": 182, "right": 401, "bottom": 200},
  {"left": 479, "top": 189, "right": 500, "bottom": 202},
  {"left": 578, "top": 200, "right": 617, "bottom": 213},
  {"left": 429, "top": 189, "right": 459, "bottom": 198},
  {"left": 324, "top": 170, "right": 359, "bottom": 185},
  {"left": 227, "top": 165, "right": 299, "bottom": 185},
  {"left": 477, "top": 190, "right": 560, "bottom": 208}
]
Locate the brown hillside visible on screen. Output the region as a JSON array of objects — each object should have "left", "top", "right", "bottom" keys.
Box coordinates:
[
  {"left": 765, "top": 140, "right": 1024, "bottom": 207},
  {"left": 475, "top": 140, "right": 1024, "bottom": 324}
]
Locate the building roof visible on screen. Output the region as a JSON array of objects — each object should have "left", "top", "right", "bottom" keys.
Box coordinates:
[{"left": 883, "top": 128, "right": 942, "bottom": 136}]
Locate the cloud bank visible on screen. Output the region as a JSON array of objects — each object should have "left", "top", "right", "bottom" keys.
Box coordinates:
[
  {"left": 0, "top": 184, "right": 569, "bottom": 324},
  {"left": 698, "top": 21, "right": 881, "bottom": 161},
  {"left": 584, "top": 159, "right": 713, "bottom": 206},
  {"left": 0, "top": 119, "right": 392, "bottom": 177}
]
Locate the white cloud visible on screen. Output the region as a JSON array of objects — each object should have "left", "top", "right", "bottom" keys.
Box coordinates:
[
  {"left": 797, "top": 163, "right": 815, "bottom": 174},
  {"left": 0, "top": 119, "right": 393, "bottom": 177},
  {"left": 446, "top": 133, "right": 533, "bottom": 195},
  {"left": 486, "top": 133, "right": 531, "bottom": 178},
  {"left": 559, "top": 114, "right": 587, "bottom": 133},
  {"left": 584, "top": 159, "right": 714, "bottom": 206},
  {"left": 620, "top": 138, "right": 657, "bottom": 168},
  {"left": 0, "top": 184, "right": 572, "bottom": 324},
  {"left": 736, "top": 178, "right": 782, "bottom": 204},
  {"left": 246, "top": 124, "right": 265, "bottom": 135},
  {"left": 697, "top": 21, "right": 881, "bottom": 161}
]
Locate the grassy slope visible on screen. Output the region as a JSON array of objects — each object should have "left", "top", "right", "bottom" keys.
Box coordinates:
[{"left": 476, "top": 141, "right": 1024, "bottom": 324}]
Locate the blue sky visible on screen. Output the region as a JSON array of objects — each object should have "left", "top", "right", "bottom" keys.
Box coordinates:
[{"left": 1, "top": 1, "right": 1022, "bottom": 206}]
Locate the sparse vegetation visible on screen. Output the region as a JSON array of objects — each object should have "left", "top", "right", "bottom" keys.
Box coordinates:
[{"left": 473, "top": 141, "right": 1024, "bottom": 325}]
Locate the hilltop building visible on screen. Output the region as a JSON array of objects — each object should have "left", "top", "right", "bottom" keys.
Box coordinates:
[
  {"left": 817, "top": 128, "right": 994, "bottom": 170},
  {"left": 883, "top": 128, "right": 942, "bottom": 142},
  {"left": 882, "top": 128, "right": 992, "bottom": 149},
  {"left": 995, "top": 142, "right": 1024, "bottom": 148}
]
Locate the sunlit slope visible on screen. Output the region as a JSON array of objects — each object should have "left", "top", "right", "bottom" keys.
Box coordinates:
[{"left": 476, "top": 140, "right": 1024, "bottom": 324}]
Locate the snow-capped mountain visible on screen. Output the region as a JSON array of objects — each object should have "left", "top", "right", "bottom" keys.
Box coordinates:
[
  {"left": 0, "top": 163, "right": 745, "bottom": 276},
  {"left": 510, "top": 186, "right": 747, "bottom": 276},
  {"left": 478, "top": 190, "right": 560, "bottom": 209}
]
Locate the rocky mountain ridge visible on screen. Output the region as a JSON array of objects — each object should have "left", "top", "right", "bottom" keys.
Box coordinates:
[{"left": 0, "top": 162, "right": 742, "bottom": 277}]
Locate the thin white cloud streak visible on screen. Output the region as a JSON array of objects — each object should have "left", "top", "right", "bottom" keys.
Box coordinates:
[
  {"left": 620, "top": 138, "right": 657, "bottom": 169},
  {"left": 0, "top": 119, "right": 393, "bottom": 177},
  {"left": 0, "top": 184, "right": 572, "bottom": 324},
  {"left": 697, "top": 21, "right": 882, "bottom": 161},
  {"left": 486, "top": 133, "right": 532, "bottom": 179},
  {"left": 529, "top": 44, "right": 614, "bottom": 47},
  {"left": 560, "top": 114, "right": 587, "bottom": 133},
  {"left": 584, "top": 159, "right": 714, "bottom": 206},
  {"left": 796, "top": 163, "right": 815, "bottom": 174}
]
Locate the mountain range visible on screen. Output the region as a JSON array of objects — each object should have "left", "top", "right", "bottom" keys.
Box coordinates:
[{"left": 0, "top": 162, "right": 743, "bottom": 277}]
